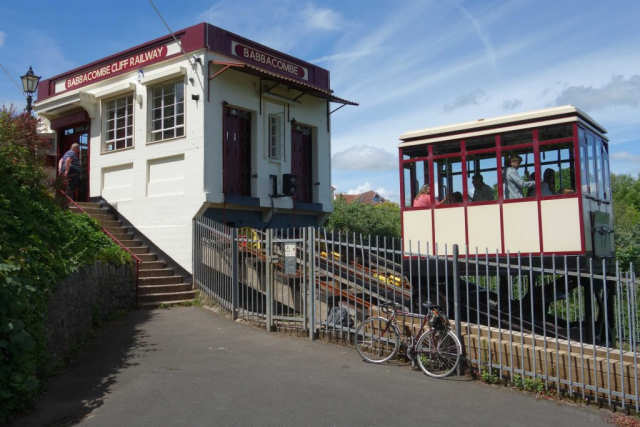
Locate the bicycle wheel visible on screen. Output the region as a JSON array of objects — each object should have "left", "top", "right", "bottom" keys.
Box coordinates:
[
  {"left": 415, "top": 329, "right": 461, "bottom": 378},
  {"left": 354, "top": 317, "right": 400, "bottom": 363}
]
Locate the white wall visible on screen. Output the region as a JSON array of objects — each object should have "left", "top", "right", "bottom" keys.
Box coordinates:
[{"left": 85, "top": 52, "right": 208, "bottom": 273}]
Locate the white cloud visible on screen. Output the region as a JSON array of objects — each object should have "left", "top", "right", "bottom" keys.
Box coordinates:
[
  {"left": 310, "top": 48, "right": 380, "bottom": 64},
  {"left": 0, "top": 31, "right": 5, "bottom": 48},
  {"left": 346, "top": 181, "right": 398, "bottom": 202},
  {"left": 611, "top": 151, "right": 640, "bottom": 164},
  {"left": 502, "top": 99, "right": 522, "bottom": 110},
  {"left": 554, "top": 75, "right": 640, "bottom": 110},
  {"left": 333, "top": 145, "right": 397, "bottom": 171},
  {"left": 443, "top": 89, "right": 490, "bottom": 112},
  {"left": 301, "top": 4, "right": 342, "bottom": 31}
]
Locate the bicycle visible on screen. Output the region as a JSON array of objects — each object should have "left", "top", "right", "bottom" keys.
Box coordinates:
[{"left": 354, "top": 302, "right": 462, "bottom": 378}]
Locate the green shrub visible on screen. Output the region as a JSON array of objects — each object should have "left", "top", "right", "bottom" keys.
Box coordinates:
[{"left": 0, "top": 107, "right": 130, "bottom": 423}]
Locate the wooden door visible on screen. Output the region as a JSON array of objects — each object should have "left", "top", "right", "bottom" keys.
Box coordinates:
[
  {"left": 223, "top": 107, "right": 251, "bottom": 197},
  {"left": 291, "top": 124, "right": 312, "bottom": 203}
]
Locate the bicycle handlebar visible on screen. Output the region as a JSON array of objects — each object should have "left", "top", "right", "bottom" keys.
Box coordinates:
[{"left": 379, "top": 301, "right": 442, "bottom": 314}]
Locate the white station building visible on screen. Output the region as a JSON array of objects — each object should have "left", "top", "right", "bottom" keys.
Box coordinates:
[{"left": 35, "top": 23, "right": 356, "bottom": 273}]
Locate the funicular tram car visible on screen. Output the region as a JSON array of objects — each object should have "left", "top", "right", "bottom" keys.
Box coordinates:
[{"left": 398, "top": 105, "right": 615, "bottom": 341}]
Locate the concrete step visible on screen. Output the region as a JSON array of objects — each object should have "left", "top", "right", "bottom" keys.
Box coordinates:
[
  {"left": 138, "top": 283, "right": 193, "bottom": 295},
  {"left": 138, "top": 298, "right": 196, "bottom": 309},
  {"left": 139, "top": 260, "right": 164, "bottom": 269},
  {"left": 139, "top": 268, "right": 174, "bottom": 278},
  {"left": 104, "top": 226, "right": 128, "bottom": 234},
  {"left": 128, "top": 246, "right": 150, "bottom": 255},
  {"left": 137, "top": 290, "right": 196, "bottom": 305},
  {"left": 139, "top": 276, "right": 183, "bottom": 286},
  {"left": 75, "top": 202, "right": 102, "bottom": 209},
  {"left": 96, "top": 219, "right": 122, "bottom": 228},
  {"left": 87, "top": 212, "right": 117, "bottom": 221},
  {"left": 121, "top": 240, "right": 142, "bottom": 248},
  {"left": 111, "top": 233, "right": 134, "bottom": 241},
  {"left": 137, "top": 254, "right": 159, "bottom": 263},
  {"left": 71, "top": 206, "right": 109, "bottom": 215}
]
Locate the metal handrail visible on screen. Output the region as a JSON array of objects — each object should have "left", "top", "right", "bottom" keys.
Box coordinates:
[{"left": 60, "top": 191, "right": 141, "bottom": 307}]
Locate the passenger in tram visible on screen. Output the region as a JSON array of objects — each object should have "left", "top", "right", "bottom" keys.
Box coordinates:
[
  {"left": 413, "top": 185, "right": 431, "bottom": 207},
  {"left": 450, "top": 192, "right": 463, "bottom": 204},
  {"left": 413, "top": 185, "right": 451, "bottom": 207},
  {"left": 503, "top": 155, "right": 535, "bottom": 199},
  {"left": 541, "top": 168, "right": 556, "bottom": 196},
  {"left": 470, "top": 174, "right": 494, "bottom": 202}
]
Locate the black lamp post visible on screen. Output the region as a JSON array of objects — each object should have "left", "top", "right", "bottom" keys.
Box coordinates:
[{"left": 21, "top": 66, "right": 41, "bottom": 114}]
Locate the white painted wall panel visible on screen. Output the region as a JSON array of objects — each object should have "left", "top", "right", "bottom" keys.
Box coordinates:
[
  {"left": 101, "top": 163, "right": 133, "bottom": 202},
  {"left": 434, "top": 207, "right": 465, "bottom": 255},
  {"left": 147, "top": 155, "right": 185, "bottom": 197},
  {"left": 403, "top": 210, "right": 433, "bottom": 254},
  {"left": 468, "top": 204, "right": 502, "bottom": 254},
  {"left": 541, "top": 198, "right": 581, "bottom": 253},
  {"left": 503, "top": 201, "right": 540, "bottom": 253}
]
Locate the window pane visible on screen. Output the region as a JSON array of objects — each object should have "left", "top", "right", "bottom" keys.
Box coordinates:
[
  {"left": 501, "top": 130, "right": 533, "bottom": 147},
  {"left": 432, "top": 141, "right": 460, "bottom": 156},
  {"left": 467, "top": 153, "right": 497, "bottom": 203},
  {"left": 596, "top": 138, "right": 604, "bottom": 200},
  {"left": 502, "top": 149, "right": 535, "bottom": 199},
  {"left": 434, "top": 157, "right": 462, "bottom": 204},
  {"left": 603, "top": 149, "right": 611, "bottom": 201},
  {"left": 539, "top": 142, "right": 576, "bottom": 196},
  {"left": 176, "top": 127, "right": 184, "bottom": 137},
  {"left": 403, "top": 160, "right": 429, "bottom": 208},
  {"left": 402, "top": 145, "right": 428, "bottom": 160},
  {"left": 587, "top": 133, "right": 597, "bottom": 195},
  {"left": 466, "top": 135, "right": 495, "bottom": 151}
]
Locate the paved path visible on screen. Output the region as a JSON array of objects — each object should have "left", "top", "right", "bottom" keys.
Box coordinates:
[{"left": 10, "top": 307, "right": 609, "bottom": 427}]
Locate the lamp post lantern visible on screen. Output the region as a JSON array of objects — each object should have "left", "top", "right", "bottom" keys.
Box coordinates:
[{"left": 21, "top": 66, "right": 41, "bottom": 114}]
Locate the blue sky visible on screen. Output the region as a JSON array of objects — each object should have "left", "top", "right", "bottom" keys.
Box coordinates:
[{"left": 1, "top": 0, "right": 639, "bottom": 202}]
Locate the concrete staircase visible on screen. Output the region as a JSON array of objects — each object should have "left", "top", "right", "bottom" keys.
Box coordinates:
[{"left": 72, "top": 202, "right": 195, "bottom": 308}]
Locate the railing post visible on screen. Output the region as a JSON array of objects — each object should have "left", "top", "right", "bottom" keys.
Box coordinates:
[
  {"left": 308, "top": 226, "right": 316, "bottom": 341},
  {"left": 232, "top": 227, "right": 239, "bottom": 320},
  {"left": 266, "top": 229, "right": 273, "bottom": 332},
  {"left": 452, "top": 244, "right": 462, "bottom": 375}
]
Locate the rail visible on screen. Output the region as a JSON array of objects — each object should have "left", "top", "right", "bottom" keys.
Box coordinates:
[{"left": 60, "top": 191, "right": 141, "bottom": 307}]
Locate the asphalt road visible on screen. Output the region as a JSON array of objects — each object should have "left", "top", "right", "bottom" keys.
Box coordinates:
[{"left": 10, "top": 307, "right": 610, "bottom": 427}]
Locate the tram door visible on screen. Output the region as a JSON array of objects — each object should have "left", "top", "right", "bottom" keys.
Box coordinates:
[
  {"left": 59, "top": 124, "right": 90, "bottom": 202},
  {"left": 291, "top": 124, "right": 312, "bottom": 203},
  {"left": 223, "top": 107, "right": 251, "bottom": 197}
]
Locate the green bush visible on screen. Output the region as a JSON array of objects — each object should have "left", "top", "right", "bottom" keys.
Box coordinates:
[
  {"left": 325, "top": 197, "right": 401, "bottom": 244},
  {"left": 0, "top": 107, "right": 130, "bottom": 423}
]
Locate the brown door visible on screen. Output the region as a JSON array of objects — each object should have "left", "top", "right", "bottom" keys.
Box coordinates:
[
  {"left": 223, "top": 107, "right": 251, "bottom": 197},
  {"left": 59, "top": 123, "right": 90, "bottom": 202},
  {"left": 291, "top": 124, "right": 312, "bottom": 203}
]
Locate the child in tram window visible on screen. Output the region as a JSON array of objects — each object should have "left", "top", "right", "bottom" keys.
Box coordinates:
[
  {"left": 503, "top": 155, "right": 535, "bottom": 199},
  {"left": 413, "top": 185, "right": 431, "bottom": 207}
]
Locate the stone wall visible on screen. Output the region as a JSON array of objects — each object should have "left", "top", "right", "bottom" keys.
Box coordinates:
[{"left": 47, "top": 261, "right": 136, "bottom": 358}]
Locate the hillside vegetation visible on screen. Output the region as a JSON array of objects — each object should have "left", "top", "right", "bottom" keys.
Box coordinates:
[{"left": 0, "top": 107, "right": 130, "bottom": 423}]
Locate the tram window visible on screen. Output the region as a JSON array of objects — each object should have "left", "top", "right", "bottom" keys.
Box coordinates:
[
  {"left": 466, "top": 135, "right": 495, "bottom": 151},
  {"left": 402, "top": 160, "right": 429, "bottom": 208},
  {"left": 595, "top": 138, "right": 604, "bottom": 200},
  {"left": 602, "top": 143, "right": 611, "bottom": 201},
  {"left": 539, "top": 124, "right": 572, "bottom": 141},
  {"left": 579, "top": 128, "right": 588, "bottom": 194},
  {"left": 434, "top": 157, "right": 462, "bottom": 204},
  {"left": 502, "top": 149, "right": 535, "bottom": 199},
  {"left": 432, "top": 140, "right": 461, "bottom": 156},
  {"left": 501, "top": 130, "right": 533, "bottom": 147},
  {"left": 587, "top": 133, "right": 597, "bottom": 195},
  {"left": 466, "top": 153, "right": 497, "bottom": 203},
  {"left": 539, "top": 143, "right": 576, "bottom": 196},
  {"left": 402, "top": 145, "right": 428, "bottom": 160}
]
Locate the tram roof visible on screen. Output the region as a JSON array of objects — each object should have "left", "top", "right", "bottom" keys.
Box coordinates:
[{"left": 398, "top": 105, "right": 607, "bottom": 146}]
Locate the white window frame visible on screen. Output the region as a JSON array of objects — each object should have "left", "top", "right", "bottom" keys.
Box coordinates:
[
  {"left": 103, "top": 93, "right": 134, "bottom": 153},
  {"left": 268, "top": 112, "right": 284, "bottom": 160},
  {"left": 149, "top": 79, "right": 185, "bottom": 143}
]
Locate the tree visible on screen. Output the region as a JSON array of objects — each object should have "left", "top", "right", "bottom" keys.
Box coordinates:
[{"left": 324, "top": 197, "right": 401, "bottom": 244}]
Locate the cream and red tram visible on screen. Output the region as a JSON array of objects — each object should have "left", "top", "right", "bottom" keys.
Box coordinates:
[{"left": 399, "top": 105, "right": 613, "bottom": 263}]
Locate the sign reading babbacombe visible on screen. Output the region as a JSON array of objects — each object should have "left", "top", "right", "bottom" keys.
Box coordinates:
[{"left": 231, "top": 41, "right": 308, "bottom": 81}]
